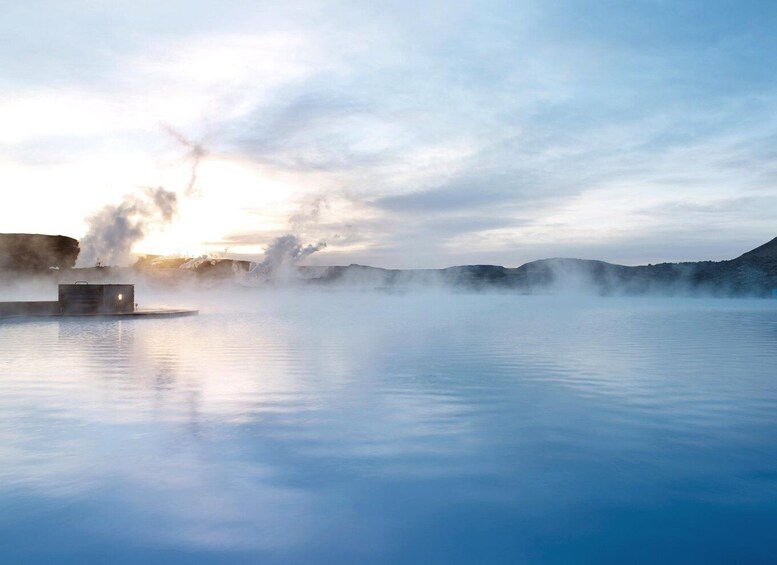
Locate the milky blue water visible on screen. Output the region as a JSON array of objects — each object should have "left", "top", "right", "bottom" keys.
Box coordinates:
[{"left": 1, "top": 293, "right": 777, "bottom": 564}]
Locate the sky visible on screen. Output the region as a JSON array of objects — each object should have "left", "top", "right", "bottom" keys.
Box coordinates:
[{"left": 1, "top": 0, "right": 777, "bottom": 268}]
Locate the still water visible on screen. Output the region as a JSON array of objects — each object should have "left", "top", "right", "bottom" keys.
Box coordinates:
[{"left": 1, "top": 292, "right": 777, "bottom": 563}]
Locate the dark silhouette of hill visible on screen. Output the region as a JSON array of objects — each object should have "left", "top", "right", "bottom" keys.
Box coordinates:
[
  {"left": 736, "top": 236, "right": 777, "bottom": 260},
  {"left": 0, "top": 234, "right": 79, "bottom": 273},
  {"left": 298, "top": 237, "right": 777, "bottom": 296},
  {"left": 2, "top": 233, "right": 776, "bottom": 296}
]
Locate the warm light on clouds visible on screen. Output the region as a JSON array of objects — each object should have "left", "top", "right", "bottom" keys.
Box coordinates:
[
  {"left": 136, "top": 156, "right": 306, "bottom": 257},
  {"left": 2, "top": 0, "right": 777, "bottom": 267}
]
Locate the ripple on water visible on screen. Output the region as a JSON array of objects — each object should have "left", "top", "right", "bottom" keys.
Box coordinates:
[{"left": 1, "top": 295, "right": 777, "bottom": 563}]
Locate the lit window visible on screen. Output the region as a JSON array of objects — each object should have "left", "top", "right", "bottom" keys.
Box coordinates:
[{"left": 118, "top": 294, "right": 123, "bottom": 300}]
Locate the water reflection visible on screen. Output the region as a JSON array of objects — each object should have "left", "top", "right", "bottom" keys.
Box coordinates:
[{"left": 1, "top": 294, "right": 777, "bottom": 563}]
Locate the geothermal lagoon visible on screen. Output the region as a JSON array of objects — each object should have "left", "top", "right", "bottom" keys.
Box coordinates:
[{"left": 2, "top": 292, "right": 777, "bottom": 563}]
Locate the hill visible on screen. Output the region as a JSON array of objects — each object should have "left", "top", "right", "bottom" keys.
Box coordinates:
[
  {"left": 0, "top": 233, "right": 79, "bottom": 272},
  {"left": 2, "top": 233, "right": 776, "bottom": 296}
]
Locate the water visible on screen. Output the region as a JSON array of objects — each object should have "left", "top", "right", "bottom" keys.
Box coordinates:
[{"left": 1, "top": 292, "right": 777, "bottom": 563}]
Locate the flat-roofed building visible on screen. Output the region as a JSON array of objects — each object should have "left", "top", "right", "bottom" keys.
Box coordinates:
[{"left": 58, "top": 283, "right": 135, "bottom": 314}]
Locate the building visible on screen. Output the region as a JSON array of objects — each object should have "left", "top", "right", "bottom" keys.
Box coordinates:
[
  {"left": 0, "top": 283, "right": 135, "bottom": 317},
  {"left": 58, "top": 283, "right": 135, "bottom": 314}
]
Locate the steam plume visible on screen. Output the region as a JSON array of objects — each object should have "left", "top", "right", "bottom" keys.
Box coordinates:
[
  {"left": 243, "top": 195, "right": 330, "bottom": 282},
  {"left": 249, "top": 235, "right": 326, "bottom": 281},
  {"left": 289, "top": 196, "right": 328, "bottom": 231},
  {"left": 77, "top": 187, "right": 178, "bottom": 267},
  {"left": 162, "top": 124, "right": 206, "bottom": 197}
]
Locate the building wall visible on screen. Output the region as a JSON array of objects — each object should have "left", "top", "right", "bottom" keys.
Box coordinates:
[{"left": 58, "top": 284, "right": 135, "bottom": 314}]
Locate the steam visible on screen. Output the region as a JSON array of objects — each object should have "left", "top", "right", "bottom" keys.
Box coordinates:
[
  {"left": 180, "top": 254, "right": 217, "bottom": 270},
  {"left": 248, "top": 235, "right": 327, "bottom": 281},
  {"left": 289, "top": 196, "right": 328, "bottom": 231},
  {"left": 162, "top": 124, "right": 207, "bottom": 197},
  {"left": 241, "top": 195, "right": 330, "bottom": 283},
  {"left": 75, "top": 126, "right": 209, "bottom": 268},
  {"left": 77, "top": 187, "right": 178, "bottom": 267}
]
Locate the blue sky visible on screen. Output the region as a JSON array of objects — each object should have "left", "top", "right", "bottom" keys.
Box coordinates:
[{"left": 1, "top": 0, "right": 776, "bottom": 267}]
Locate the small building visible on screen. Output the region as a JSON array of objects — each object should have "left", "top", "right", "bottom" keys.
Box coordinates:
[
  {"left": 0, "top": 282, "right": 195, "bottom": 319},
  {"left": 58, "top": 283, "right": 135, "bottom": 314}
]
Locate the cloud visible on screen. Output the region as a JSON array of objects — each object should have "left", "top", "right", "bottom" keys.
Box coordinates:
[
  {"left": 2, "top": 0, "right": 777, "bottom": 266},
  {"left": 371, "top": 174, "right": 539, "bottom": 215}
]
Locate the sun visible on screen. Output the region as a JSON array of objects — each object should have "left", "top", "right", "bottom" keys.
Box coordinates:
[{"left": 133, "top": 156, "right": 302, "bottom": 259}]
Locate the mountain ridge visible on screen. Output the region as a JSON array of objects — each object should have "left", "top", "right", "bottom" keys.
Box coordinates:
[{"left": 2, "top": 233, "right": 776, "bottom": 296}]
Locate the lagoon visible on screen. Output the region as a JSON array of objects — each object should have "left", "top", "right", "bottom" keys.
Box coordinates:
[{"left": 2, "top": 293, "right": 777, "bottom": 563}]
